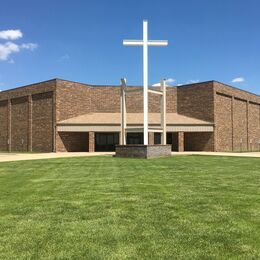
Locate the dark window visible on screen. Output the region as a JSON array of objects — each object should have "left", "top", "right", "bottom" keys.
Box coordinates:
[
  {"left": 154, "top": 133, "right": 161, "bottom": 144},
  {"left": 127, "top": 133, "right": 143, "bottom": 144},
  {"left": 95, "top": 133, "right": 119, "bottom": 151},
  {"left": 167, "top": 132, "right": 172, "bottom": 145},
  {"left": 167, "top": 132, "right": 178, "bottom": 151}
]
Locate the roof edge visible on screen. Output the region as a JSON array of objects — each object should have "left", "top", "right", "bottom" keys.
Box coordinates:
[
  {"left": 175, "top": 80, "right": 214, "bottom": 88},
  {"left": 212, "top": 80, "right": 259, "bottom": 97},
  {"left": 1, "top": 78, "right": 258, "bottom": 97},
  {"left": 0, "top": 78, "right": 58, "bottom": 94}
]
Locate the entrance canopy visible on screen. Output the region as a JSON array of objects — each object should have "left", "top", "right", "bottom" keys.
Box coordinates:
[{"left": 57, "top": 113, "right": 214, "bottom": 133}]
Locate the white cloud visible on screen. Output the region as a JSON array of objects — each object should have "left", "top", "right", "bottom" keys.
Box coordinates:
[
  {"left": 0, "top": 42, "right": 38, "bottom": 61},
  {"left": 0, "top": 42, "right": 20, "bottom": 60},
  {"left": 152, "top": 78, "right": 176, "bottom": 87},
  {"left": 152, "top": 82, "right": 170, "bottom": 87},
  {"left": 231, "top": 77, "right": 245, "bottom": 83},
  {"left": 0, "top": 29, "right": 37, "bottom": 62},
  {"left": 20, "top": 43, "right": 38, "bottom": 50},
  {"left": 0, "top": 29, "right": 23, "bottom": 40},
  {"left": 165, "top": 78, "right": 176, "bottom": 84}
]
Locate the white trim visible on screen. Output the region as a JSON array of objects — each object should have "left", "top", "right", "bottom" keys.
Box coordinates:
[{"left": 57, "top": 125, "right": 214, "bottom": 133}]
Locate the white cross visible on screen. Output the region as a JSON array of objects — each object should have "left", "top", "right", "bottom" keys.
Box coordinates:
[{"left": 123, "top": 20, "right": 168, "bottom": 145}]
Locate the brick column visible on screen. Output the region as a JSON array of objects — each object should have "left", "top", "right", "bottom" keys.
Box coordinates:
[
  {"left": 148, "top": 132, "right": 154, "bottom": 145},
  {"left": 178, "top": 132, "right": 184, "bottom": 152},
  {"left": 52, "top": 91, "right": 56, "bottom": 152},
  {"left": 88, "top": 131, "right": 95, "bottom": 152},
  {"left": 28, "top": 95, "right": 33, "bottom": 152},
  {"left": 231, "top": 96, "right": 234, "bottom": 151},
  {"left": 246, "top": 100, "right": 249, "bottom": 151},
  {"left": 7, "top": 99, "right": 11, "bottom": 152}
]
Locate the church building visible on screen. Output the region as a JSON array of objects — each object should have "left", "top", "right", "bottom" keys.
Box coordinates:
[{"left": 0, "top": 78, "right": 259, "bottom": 152}]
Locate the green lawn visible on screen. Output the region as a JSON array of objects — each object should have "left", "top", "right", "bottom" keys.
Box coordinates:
[{"left": 0, "top": 156, "right": 259, "bottom": 259}]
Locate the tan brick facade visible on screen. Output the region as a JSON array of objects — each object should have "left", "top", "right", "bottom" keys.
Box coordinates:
[
  {"left": 184, "top": 132, "right": 214, "bottom": 151},
  {"left": 89, "top": 85, "right": 177, "bottom": 113},
  {"left": 214, "top": 82, "right": 260, "bottom": 152},
  {"left": 0, "top": 79, "right": 259, "bottom": 152},
  {"left": 32, "top": 92, "right": 54, "bottom": 152},
  {"left": 0, "top": 80, "right": 55, "bottom": 152},
  {"left": 11, "top": 97, "right": 29, "bottom": 151},
  {"left": 177, "top": 82, "right": 215, "bottom": 122}
]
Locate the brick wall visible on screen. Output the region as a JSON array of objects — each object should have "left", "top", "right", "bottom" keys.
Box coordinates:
[
  {"left": 55, "top": 80, "right": 93, "bottom": 152},
  {"left": 57, "top": 132, "right": 88, "bottom": 152},
  {"left": 56, "top": 80, "right": 92, "bottom": 122},
  {"left": 177, "top": 82, "right": 215, "bottom": 122},
  {"left": 0, "top": 79, "right": 258, "bottom": 153},
  {"left": 90, "top": 86, "right": 120, "bottom": 113},
  {"left": 184, "top": 132, "right": 214, "bottom": 151},
  {"left": 233, "top": 99, "right": 247, "bottom": 151},
  {"left": 248, "top": 103, "right": 260, "bottom": 151},
  {"left": 166, "top": 87, "right": 177, "bottom": 113},
  {"left": 90, "top": 86, "right": 177, "bottom": 113},
  {"left": 0, "top": 80, "right": 55, "bottom": 101},
  {"left": 11, "top": 97, "right": 28, "bottom": 151},
  {"left": 0, "top": 80, "right": 56, "bottom": 152},
  {"left": 32, "top": 92, "right": 54, "bottom": 152},
  {"left": 215, "top": 93, "right": 233, "bottom": 151},
  {"left": 214, "top": 82, "right": 260, "bottom": 152},
  {"left": 214, "top": 82, "right": 259, "bottom": 103}
]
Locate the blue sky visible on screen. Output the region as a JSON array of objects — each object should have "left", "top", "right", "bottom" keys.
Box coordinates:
[{"left": 0, "top": 0, "right": 259, "bottom": 94}]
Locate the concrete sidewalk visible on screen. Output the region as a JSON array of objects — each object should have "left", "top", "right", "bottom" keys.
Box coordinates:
[
  {"left": 0, "top": 151, "right": 259, "bottom": 163},
  {"left": 0, "top": 152, "right": 114, "bottom": 163},
  {"left": 171, "top": 151, "right": 260, "bottom": 158}
]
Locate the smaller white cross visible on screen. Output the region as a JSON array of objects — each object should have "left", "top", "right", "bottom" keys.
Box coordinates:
[{"left": 123, "top": 20, "right": 168, "bottom": 145}]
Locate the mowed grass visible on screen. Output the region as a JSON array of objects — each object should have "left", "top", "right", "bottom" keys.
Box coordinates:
[{"left": 0, "top": 156, "right": 259, "bottom": 259}]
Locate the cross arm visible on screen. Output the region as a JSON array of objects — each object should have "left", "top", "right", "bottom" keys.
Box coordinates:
[
  {"left": 147, "top": 40, "right": 168, "bottom": 46},
  {"left": 123, "top": 40, "right": 144, "bottom": 46},
  {"left": 123, "top": 40, "right": 168, "bottom": 46}
]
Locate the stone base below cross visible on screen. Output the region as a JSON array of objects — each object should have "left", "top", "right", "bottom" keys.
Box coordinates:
[{"left": 115, "top": 144, "right": 171, "bottom": 159}]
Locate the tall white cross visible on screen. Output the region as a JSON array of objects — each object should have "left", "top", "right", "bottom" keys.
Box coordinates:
[{"left": 123, "top": 20, "right": 168, "bottom": 145}]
